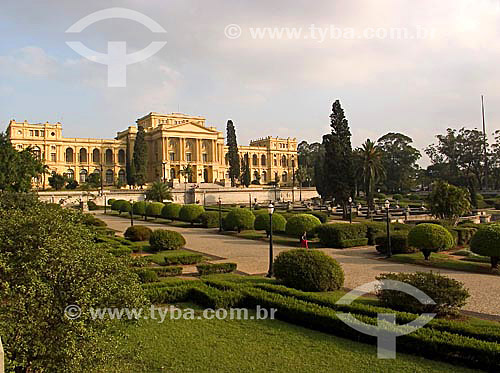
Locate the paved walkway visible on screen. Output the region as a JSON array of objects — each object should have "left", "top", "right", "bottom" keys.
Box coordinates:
[{"left": 97, "top": 212, "right": 500, "bottom": 316}]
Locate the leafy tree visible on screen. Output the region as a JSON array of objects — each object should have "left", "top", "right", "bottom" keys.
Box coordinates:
[
  {"left": 240, "top": 155, "right": 251, "bottom": 187},
  {"left": 145, "top": 181, "right": 172, "bottom": 202},
  {"left": 65, "top": 179, "right": 79, "bottom": 190},
  {"left": 48, "top": 173, "right": 66, "bottom": 190},
  {"left": 226, "top": 120, "right": 240, "bottom": 186},
  {"left": 132, "top": 126, "right": 147, "bottom": 187},
  {"left": 377, "top": 132, "right": 420, "bottom": 193},
  {"left": 321, "top": 100, "right": 354, "bottom": 217},
  {"left": 0, "top": 196, "right": 145, "bottom": 372},
  {"left": 355, "top": 139, "right": 385, "bottom": 216},
  {"left": 180, "top": 164, "right": 193, "bottom": 183},
  {"left": 87, "top": 172, "right": 101, "bottom": 189},
  {"left": 0, "top": 132, "right": 43, "bottom": 192},
  {"left": 296, "top": 166, "right": 308, "bottom": 200},
  {"left": 297, "top": 141, "right": 323, "bottom": 186},
  {"left": 428, "top": 180, "right": 472, "bottom": 223},
  {"left": 125, "top": 147, "right": 135, "bottom": 186}
]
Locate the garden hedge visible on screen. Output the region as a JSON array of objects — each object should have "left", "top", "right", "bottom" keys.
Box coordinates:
[
  {"left": 179, "top": 204, "right": 205, "bottom": 224},
  {"left": 134, "top": 268, "right": 158, "bottom": 283},
  {"left": 111, "top": 199, "right": 126, "bottom": 212},
  {"left": 149, "top": 229, "right": 186, "bottom": 251},
  {"left": 87, "top": 200, "right": 98, "bottom": 210},
  {"left": 146, "top": 202, "right": 165, "bottom": 217},
  {"left": 273, "top": 249, "right": 344, "bottom": 291},
  {"left": 309, "top": 211, "right": 328, "bottom": 223},
  {"left": 119, "top": 201, "right": 132, "bottom": 214},
  {"left": 254, "top": 212, "right": 286, "bottom": 234},
  {"left": 198, "top": 211, "right": 220, "bottom": 228},
  {"left": 316, "top": 223, "right": 368, "bottom": 248},
  {"left": 124, "top": 225, "right": 152, "bottom": 242},
  {"left": 223, "top": 208, "right": 255, "bottom": 232},
  {"left": 375, "top": 232, "right": 415, "bottom": 254},
  {"left": 408, "top": 223, "right": 455, "bottom": 260},
  {"left": 149, "top": 266, "right": 183, "bottom": 277},
  {"left": 196, "top": 262, "right": 237, "bottom": 275},
  {"left": 161, "top": 203, "right": 182, "bottom": 220},
  {"left": 132, "top": 201, "right": 148, "bottom": 217},
  {"left": 470, "top": 224, "right": 500, "bottom": 268},
  {"left": 284, "top": 214, "right": 321, "bottom": 237}
]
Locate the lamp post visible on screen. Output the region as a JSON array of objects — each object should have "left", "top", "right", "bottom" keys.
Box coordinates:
[
  {"left": 385, "top": 199, "right": 392, "bottom": 258},
  {"left": 130, "top": 198, "right": 134, "bottom": 227},
  {"left": 249, "top": 193, "right": 252, "bottom": 210},
  {"left": 266, "top": 202, "right": 275, "bottom": 278},
  {"left": 350, "top": 197, "right": 354, "bottom": 222},
  {"left": 162, "top": 162, "right": 166, "bottom": 183},
  {"left": 100, "top": 164, "right": 104, "bottom": 196},
  {"left": 104, "top": 193, "right": 107, "bottom": 214},
  {"left": 218, "top": 197, "right": 222, "bottom": 232}
]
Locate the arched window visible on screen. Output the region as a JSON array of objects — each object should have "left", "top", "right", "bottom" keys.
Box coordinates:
[
  {"left": 261, "top": 155, "right": 266, "bottom": 166},
  {"left": 118, "top": 169, "right": 126, "bottom": 183},
  {"left": 32, "top": 146, "right": 41, "bottom": 160},
  {"left": 170, "top": 168, "right": 176, "bottom": 180},
  {"left": 105, "top": 149, "right": 113, "bottom": 164},
  {"left": 281, "top": 155, "right": 287, "bottom": 167},
  {"left": 65, "top": 148, "right": 74, "bottom": 163},
  {"left": 79, "top": 148, "right": 87, "bottom": 163},
  {"left": 118, "top": 149, "right": 125, "bottom": 164},
  {"left": 79, "top": 169, "right": 88, "bottom": 183},
  {"left": 262, "top": 171, "right": 267, "bottom": 182},
  {"left": 282, "top": 171, "right": 288, "bottom": 182},
  {"left": 253, "top": 171, "right": 259, "bottom": 180},
  {"left": 92, "top": 149, "right": 100, "bottom": 163},
  {"left": 65, "top": 169, "right": 74, "bottom": 180},
  {"left": 105, "top": 169, "right": 114, "bottom": 185},
  {"left": 252, "top": 154, "right": 258, "bottom": 166}
]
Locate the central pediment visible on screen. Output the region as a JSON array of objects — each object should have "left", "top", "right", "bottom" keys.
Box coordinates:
[{"left": 165, "top": 121, "right": 220, "bottom": 135}]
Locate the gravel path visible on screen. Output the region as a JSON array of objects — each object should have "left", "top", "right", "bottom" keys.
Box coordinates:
[{"left": 97, "top": 213, "right": 500, "bottom": 316}]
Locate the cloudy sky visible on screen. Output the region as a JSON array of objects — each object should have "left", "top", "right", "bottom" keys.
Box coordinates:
[{"left": 1, "top": 0, "right": 499, "bottom": 164}]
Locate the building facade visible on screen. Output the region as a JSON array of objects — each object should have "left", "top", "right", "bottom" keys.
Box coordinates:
[{"left": 6, "top": 112, "right": 298, "bottom": 189}]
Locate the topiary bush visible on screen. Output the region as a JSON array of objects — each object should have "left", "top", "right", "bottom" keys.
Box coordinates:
[
  {"left": 124, "top": 225, "right": 152, "bottom": 242},
  {"left": 149, "top": 229, "right": 186, "bottom": 251},
  {"left": 119, "top": 201, "right": 132, "bottom": 215},
  {"left": 223, "top": 208, "right": 255, "bottom": 232},
  {"left": 273, "top": 249, "right": 344, "bottom": 292},
  {"left": 453, "top": 227, "right": 477, "bottom": 247},
  {"left": 133, "top": 201, "right": 148, "bottom": 217},
  {"left": 316, "top": 223, "right": 368, "bottom": 248},
  {"left": 111, "top": 199, "right": 125, "bottom": 212},
  {"left": 254, "top": 213, "right": 286, "bottom": 235},
  {"left": 285, "top": 214, "right": 321, "bottom": 238},
  {"left": 408, "top": 223, "right": 455, "bottom": 260},
  {"left": 87, "top": 200, "right": 98, "bottom": 210},
  {"left": 146, "top": 202, "right": 164, "bottom": 218},
  {"left": 196, "top": 262, "right": 237, "bottom": 275},
  {"left": 375, "top": 232, "right": 415, "bottom": 254},
  {"left": 198, "top": 211, "right": 220, "bottom": 228},
  {"left": 161, "top": 203, "right": 182, "bottom": 220},
  {"left": 376, "top": 272, "right": 470, "bottom": 316},
  {"left": 470, "top": 224, "right": 500, "bottom": 269},
  {"left": 107, "top": 198, "right": 116, "bottom": 206},
  {"left": 309, "top": 211, "right": 328, "bottom": 223},
  {"left": 179, "top": 204, "right": 205, "bottom": 225},
  {"left": 134, "top": 268, "right": 158, "bottom": 283}
]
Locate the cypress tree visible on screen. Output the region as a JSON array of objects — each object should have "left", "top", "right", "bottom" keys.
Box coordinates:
[
  {"left": 241, "top": 155, "right": 251, "bottom": 187},
  {"left": 226, "top": 120, "right": 240, "bottom": 186},
  {"left": 125, "top": 145, "right": 135, "bottom": 186},
  {"left": 132, "top": 126, "right": 147, "bottom": 187},
  {"left": 322, "top": 100, "right": 354, "bottom": 217}
]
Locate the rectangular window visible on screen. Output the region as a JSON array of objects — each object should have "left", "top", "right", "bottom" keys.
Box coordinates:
[
  {"left": 202, "top": 153, "right": 208, "bottom": 162},
  {"left": 34, "top": 130, "right": 39, "bottom": 137},
  {"left": 169, "top": 152, "right": 175, "bottom": 161},
  {"left": 51, "top": 153, "right": 56, "bottom": 162},
  {"left": 29, "top": 130, "right": 33, "bottom": 136},
  {"left": 186, "top": 153, "right": 192, "bottom": 162}
]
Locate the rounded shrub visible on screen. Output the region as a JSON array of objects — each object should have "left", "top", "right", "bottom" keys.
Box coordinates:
[
  {"left": 161, "top": 203, "right": 182, "bottom": 220},
  {"left": 107, "top": 198, "right": 116, "bottom": 206},
  {"left": 179, "top": 204, "right": 205, "bottom": 225},
  {"left": 408, "top": 223, "right": 454, "bottom": 260},
  {"left": 111, "top": 199, "right": 125, "bottom": 212},
  {"left": 146, "top": 202, "right": 165, "bottom": 217},
  {"left": 223, "top": 208, "right": 255, "bottom": 232},
  {"left": 87, "top": 200, "right": 98, "bottom": 211},
  {"left": 310, "top": 211, "right": 328, "bottom": 223},
  {"left": 392, "top": 194, "right": 403, "bottom": 201},
  {"left": 133, "top": 201, "right": 148, "bottom": 216},
  {"left": 119, "top": 201, "right": 132, "bottom": 214},
  {"left": 470, "top": 224, "right": 500, "bottom": 269},
  {"left": 285, "top": 214, "right": 321, "bottom": 237},
  {"left": 135, "top": 268, "right": 158, "bottom": 283},
  {"left": 149, "top": 229, "right": 186, "bottom": 251},
  {"left": 198, "top": 211, "right": 220, "bottom": 228},
  {"left": 124, "top": 225, "right": 152, "bottom": 242},
  {"left": 254, "top": 212, "right": 286, "bottom": 234},
  {"left": 273, "top": 249, "right": 344, "bottom": 291}
]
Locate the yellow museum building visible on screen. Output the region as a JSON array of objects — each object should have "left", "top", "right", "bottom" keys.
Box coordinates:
[{"left": 6, "top": 112, "right": 298, "bottom": 189}]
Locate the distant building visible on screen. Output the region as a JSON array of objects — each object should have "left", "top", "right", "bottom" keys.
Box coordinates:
[{"left": 6, "top": 112, "right": 298, "bottom": 188}]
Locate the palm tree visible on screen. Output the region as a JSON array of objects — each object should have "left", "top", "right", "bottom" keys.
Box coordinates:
[
  {"left": 146, "top": 181, "right": 172, "bottom": 202},
  {"left": 180, "top": 164, "right": 193, "bottom": 202},
  {"left": 357, "top": 139, "right": 385, "bottom": 217},
  {"left": 296, "top": 167, "right": 308, "bottom": 201}
]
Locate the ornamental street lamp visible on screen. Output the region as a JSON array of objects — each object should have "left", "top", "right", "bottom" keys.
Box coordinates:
[
  {"left": 103, "top": 193, "right": 107, "bottom": 214},
  {"left": 130, "top": 198, "right": 134, "bottom": 227},
  {"left": 385, "top": 199, "right": 392, "bottom": 258},
  {"left": 218, "top": 197, "right": 222, "bottom": 232},
  {"left": 266, "top": 202, "right": 275, "bottom": 278},
  {"left": 349, "top": 197, "right": 353, "bottom": 222}
]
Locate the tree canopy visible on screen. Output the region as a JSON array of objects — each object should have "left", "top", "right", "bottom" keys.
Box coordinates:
[
  {"left": 226, "top": 120, "right": 240, "bottom": 186},
  {"left": 132, "top": 126, "right": 147, "bottom": 186}
]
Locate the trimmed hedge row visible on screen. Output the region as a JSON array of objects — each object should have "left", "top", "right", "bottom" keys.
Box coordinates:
[
  {"left": 196, "top": 262, "right": 237, "bottom": 275},
  {"left": 161, "top": 203, "right": 182, "bottom": 220},
  {"left": 316, "top": 223, "right": 368, "bottom": 248},
  {"left": 375, "top": 232, "right": 415, "bottom": 254},
  {"left": 124, "top": 225, "right": 152, "bottom": 242},
  {"left": 198, "top": 211, "right": 220, "bottom": 228},
  {"left": 149, "top": 266, "right": 183, "bottom": 277},
  {"left": 149, "top": 229, "right": 186, "bottom": 251},
  {"left": 223, "top": 208, "right": 255, "bottom": 232},
  {"left": 285, "top": 214, "right": 321, "bottom": 237}
]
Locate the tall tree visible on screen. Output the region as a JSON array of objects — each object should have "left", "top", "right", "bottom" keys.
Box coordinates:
[
  {"left": 377, "top": 132, "right": 420, "bottom": 193},
  {"left": 0, "top": 132, "right": 43, "bottom": 192},
  {"left": 297, "top": 141, "right": 323, "bottom": 186},
  {"left": 241, "top": 155, "right": 251, "bottom": 187},
  {"left": 356, "top": 139, "right": 385, "bottom": 216},
  {"left": 132, "top": 126, "right": 147, "bottom": 187},
  {"left": 321, "top": 100, "right": 354, "bottom": 217},
  {"left": 125, "top": 145, "right": 135, "bottom": 186},
  {"left": 428, "top": 180, "right": 472, "bottom": 223},
  {"left": 145, "top": 181, "right": 172, "bottom": 202},
  {"left": 226, "top": 120, "right": 240, "bottom": 186}
]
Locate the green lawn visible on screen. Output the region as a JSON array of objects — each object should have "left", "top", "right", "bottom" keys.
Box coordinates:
[
  {"left": 105, "top": 305, "right": 479, "bottom": 373},
  {"left": 388, "top": 252, "right": 499, "bottom": 275},
  {"left": 147, "top": 249, "right": 204, "bottom": 265}
]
